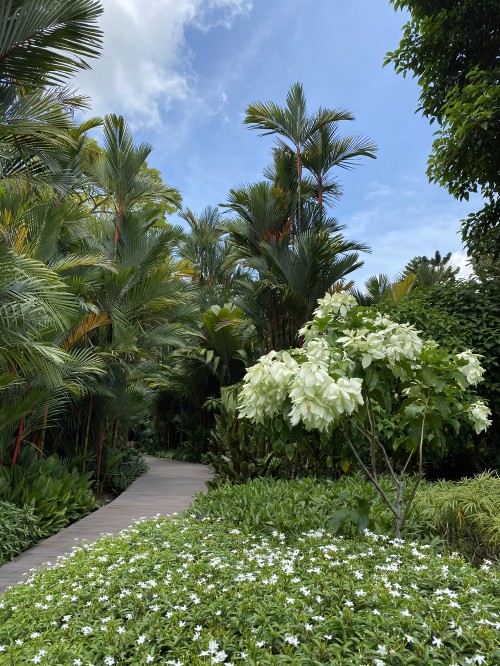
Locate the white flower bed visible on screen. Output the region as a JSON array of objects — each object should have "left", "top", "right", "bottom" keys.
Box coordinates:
[{"left": 0, "top": 515, "right": 499, "bottom": 665}]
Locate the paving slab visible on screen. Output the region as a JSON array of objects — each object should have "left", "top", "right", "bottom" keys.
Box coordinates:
[{"left": 0, "top": 456, "right": 213, "bottom": 595}]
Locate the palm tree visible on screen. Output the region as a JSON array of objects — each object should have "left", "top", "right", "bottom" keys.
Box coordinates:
[
  {"left": 351, "top": 273, "right": 417, "bottom": 305},
  {"left": 0, "top": 0, "right": 104, "bottom": 188},
  {"left": 0, "top": 0, "right": 103, "bottom": 88},
  {"left": 223, "top": 181, "right": 292, "bottom": 259},
  {"left": 86, "top": 115, "right": 181, "bottom": 252},
  {"left": 301, "top": 125, "right": 377, "bottom": 218},
  {"left": 402, "top": 251, "right": 460, "bottom": 287},
  {"left": 252, "top": 227, "right": 367, "bottom": 348},
  {"left": 244, "top": 83, "right": 354, "bottom": 232},
  {"left": 178, "top": 207, "right": 237, "bottom": 309}
]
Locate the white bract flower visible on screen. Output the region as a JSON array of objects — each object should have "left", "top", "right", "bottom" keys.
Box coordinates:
[
  {"left": 468, "top": 401, "right": 492, "bottom": 434},
  {"left": 456, "top": 350, "right": 485, "bottom": 386},
  {"left": 313, "top": 291, "right": 357, "bottom": 319},
  {"left": 304, "top": 337, "right": 330, "bottom": 363},
  {"left": 289, "top": 360, "right": 363, "bottom": 432},
  {"left": 337, "top": 329, "right": 385, "bottom": 368},
  {"left": 338, "top": 320, "right": 422, "bottom": 368},
  {"left": 238, "top": 351, "right": 298, "bottom": 422}
]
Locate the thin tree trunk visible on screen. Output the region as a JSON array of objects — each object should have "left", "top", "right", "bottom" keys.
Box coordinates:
[
  {"left": 271, "top": 292, "right": 279, "bottom": 351},
  {"left": 96, "top": 425, "right": 105, "bottom": 483},
  {"left": 112, "top": 418, "right": 119, "bottom": 449},
  {"left": 318, "top": 173, "right": 323, "bottom": 222},
  {"left": 82, "top": 397, "right": 93, "bottom": 472},
  {"left": 39, "top": 401, "right": 49, "bottom": 455},
  {"left": 296, "top": 146, "right": 302, "bottom": 234},
  {"left": 11, "top": 419, "right": 24, "bottom": 466}
]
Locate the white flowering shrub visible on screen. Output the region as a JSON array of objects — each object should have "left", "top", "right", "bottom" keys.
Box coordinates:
[{"left": 238, "top": 292, "right": 492, "bottom": 536}]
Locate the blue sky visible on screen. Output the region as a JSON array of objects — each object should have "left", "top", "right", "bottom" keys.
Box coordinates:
[{"left": 76, "top": 0, "right": 477, "bottom": 285}]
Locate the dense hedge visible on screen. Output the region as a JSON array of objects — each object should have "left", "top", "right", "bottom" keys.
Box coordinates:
[
  {"left": 380, "top": 280, "right": 500, "bottom": 474},
  {"left": 192, "top": 473, "right": 500, "bottom": 561}
]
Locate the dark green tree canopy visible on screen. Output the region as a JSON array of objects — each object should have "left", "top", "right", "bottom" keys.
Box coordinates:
[{"left": 386, "top": 0, "right": 500, "bottom": 259}]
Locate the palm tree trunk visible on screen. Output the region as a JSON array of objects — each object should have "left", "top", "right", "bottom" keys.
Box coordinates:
[
  {"left": 112, "top": 418, "right": 119, "bottom": 449},
  {"left": 318, "top": 173, "right": 323, "bottom": 222},
  {"left": 271, "top": 292, "right": 279, "bottom": 351},
  {"left": 296, "top": 146, "right": 302, "bottom": 234},
  {"left": 82, "top": 397, "right": 93, "bottom": 472},
  {"left": 11, "top": 419, "right": 24, "bottom": 466},
  {"left": 39, "top": 401, "right": 50, "bottom": 455}
]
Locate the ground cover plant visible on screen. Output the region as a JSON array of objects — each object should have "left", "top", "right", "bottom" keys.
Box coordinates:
[
  {"left": 191, "top": 474, "right": 500, "bottom": 562},
  {"left": 0, "top": 514, "right": 499, "bottom": 665},
  {"left": 0, "top": 501, "right": 41, "bottom": 564}
]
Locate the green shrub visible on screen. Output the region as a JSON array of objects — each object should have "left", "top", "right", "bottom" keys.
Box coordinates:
[
  {"left": 1, "top": 515, "right": 499, "bottom": 664},
  {"left": 206, "top": 386, "right": 343, "bottom": 485},
  {"left": 191, "top": 475, "right": 396, "bottom": 536},
  {"left": 0, "top": 501, "right": 41, "bottom": 564},
  {"left": 191, "top": 473, "right": 500, "bottom": 561},
  {"left": 0, "top": 448, "right": 97, "bottom": 538},
  {"left": 104, "top": 450, "right": 148, "bottom": 494},
  {"left": 380, "top": 280, "right": 500, "bottom": 474},
  {"left": 410, "top": 471, "right": 500, "bottom": 561}
]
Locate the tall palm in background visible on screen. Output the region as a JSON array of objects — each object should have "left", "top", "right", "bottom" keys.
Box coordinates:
[
  {"left": 245, "top": 83, "right": 355, "bottom": 232},
  {"left": 178, "top": 207, "right": 237, "bottom": 309},
  {"left": 353, "top": 250, "right": 460, "bottom": 305},
  {"left": 301, "top": 125, "right": 377, "bottom": 219}
]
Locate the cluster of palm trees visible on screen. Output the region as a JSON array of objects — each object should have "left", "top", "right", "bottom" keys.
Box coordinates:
[
  {"left": 0, "top": 1, "right": 193, "bottom": 470},
  {"left": 353, "top": 251, "right": 460, "bottom": 305},
  {"left": 0, "top": 0, "right": 383, "bottom": 467}
]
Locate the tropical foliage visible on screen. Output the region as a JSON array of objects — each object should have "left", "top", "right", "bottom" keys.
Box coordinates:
[
  {"left": 386, "top": 0, "right": 500, "bottom": 261},
  {"left": 1, "top": 0, "right": 500, "bottom": 591}
]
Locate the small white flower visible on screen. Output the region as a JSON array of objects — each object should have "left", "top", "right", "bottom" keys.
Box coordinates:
[{"left": 284, "top": 634, "right": 300, "bottom": 647}]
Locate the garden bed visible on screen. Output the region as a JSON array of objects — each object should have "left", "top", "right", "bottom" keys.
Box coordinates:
[{"left": 0, "top": 512, "right": 499, "bottom": 665}]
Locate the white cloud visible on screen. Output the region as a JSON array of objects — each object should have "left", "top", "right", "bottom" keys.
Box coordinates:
[
  {"left": 363, "top": 182, "right": 395, "bottom": 201},
  {"left": 75, "top": 0, "right": 252, "bottom": 128},
  {"left": 450, "top": 251, "right": 474, "bottom": 279}
]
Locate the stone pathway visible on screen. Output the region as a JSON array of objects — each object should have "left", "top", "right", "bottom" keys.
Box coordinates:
[{"left": 0, "top": 456, "right": 213, "bottom": 595}]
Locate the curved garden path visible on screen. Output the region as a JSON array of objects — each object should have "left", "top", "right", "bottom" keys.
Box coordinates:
[{"left": 0, "top": 456, "right": 213, "bottom": 595}]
